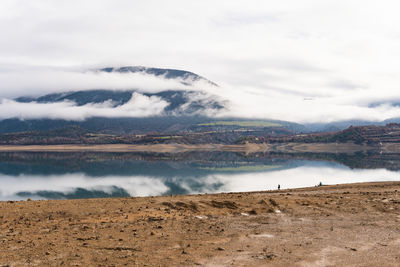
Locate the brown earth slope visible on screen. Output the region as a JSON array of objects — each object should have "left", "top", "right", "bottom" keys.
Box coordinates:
[{"left": 1, "top": 182, "right": 400, "bottom": 266}]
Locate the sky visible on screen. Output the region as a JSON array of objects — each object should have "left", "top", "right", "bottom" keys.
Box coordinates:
[{"left": 1, "top": 0, "right": 400, "bottom": 123}]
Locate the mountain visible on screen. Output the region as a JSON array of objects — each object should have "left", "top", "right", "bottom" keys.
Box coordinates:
[
  {"left": 4, "top": 65, "right": 400, "bottom": 138},
  {"left": 0, "top": 66, "right": 307, "bottom": 136},
  {"left": 253, "top": 123, "right": 400, "bottom": 144},
  {"left": 303, "top": 120, "right": 388, "bottom": 132},
  {"left": 2, "top": 121, "right": 400, "bottom": 146},
  {"left": 15, "top": 89, "right": 224, "bottom": 115},
  {"left": 14, "top": 66, "right": 224, "bottom": 116},
  {"left": 327, "top": 123, "right": 400, "bottom": 144},
  {"left": 0, "top": 117, "right": 305, "bottom": 144},
  {"left": 98, "top": 66, "right": 218, "bottom": 86},
  {"left": 2, "top": 91, "right": 303, "bottom": 135}
]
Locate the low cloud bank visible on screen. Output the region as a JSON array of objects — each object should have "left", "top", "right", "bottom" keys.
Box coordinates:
[
  {"left": 217, "top": 84, "right": 400, "bottom": 123},
  {"left": 0, "top": 67, "right": 192, "bottom": 98},
  {"left": 0, "top": 92, "right": 169, "bottom": 120},
  {"left": 1, "top": 67, "right": 400, "bottom": 123}
]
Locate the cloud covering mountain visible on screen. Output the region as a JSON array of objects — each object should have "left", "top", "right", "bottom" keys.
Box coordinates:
[
  {"left": 1, "top": 1, "right": 400, "bottom": 123},
  {"left": 0, "top": 93, "right": 169, "bottom": 120}
]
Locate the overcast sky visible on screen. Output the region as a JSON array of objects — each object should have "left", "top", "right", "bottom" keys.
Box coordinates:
[{"left": 1, "top": 0, "right": 400, "bottom": 123}]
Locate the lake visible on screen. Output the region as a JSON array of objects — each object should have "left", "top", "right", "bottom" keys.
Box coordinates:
[{"left": 1, "top": 151, "right": 400, "bottom": 200}]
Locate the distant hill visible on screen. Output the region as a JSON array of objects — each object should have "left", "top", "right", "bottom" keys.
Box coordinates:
[
  {"left": 4, "top": 65, "right": 400, "bottom": 138},
  {"left": 247, "top": 123, "right": 400, "bottom": 144},
  {"left": 2, "top": 122, "right": 400, "bottom": 146},
  {"left": 1, "top": 76, "right": 305, "bottom": 137},
  {"left": 98, "top": 66, "right": 218, "bottom": 86},
  {"left": 15, "top": 89, "right": 224, "bottom": 115},
  {"left": 0, "top": 66, "right": 307, "bottom": 136},
  {"left": 0, "top": 118, "right": 302, "bottom": 145},
  {"left": 328, "top": 123, "right": 400, "bottom": 144}
]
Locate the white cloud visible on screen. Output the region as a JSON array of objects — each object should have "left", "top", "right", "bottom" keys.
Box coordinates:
[
  {"left": 0, "top": 67, "right": 191, "bottom": 98},
  {"left": 215, "top": 83, "right": 400, "bottom": 123},
  {"left": 1, "top": 0, "right": 400, "bottom": 122},
  {"left": 0, "top": 92, "right": 169, "bottom": 120}
]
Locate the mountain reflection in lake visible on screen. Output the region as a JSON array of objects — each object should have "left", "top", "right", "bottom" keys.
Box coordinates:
[{"left": 1, "top": 151, "right": 400, "bottom": 200}]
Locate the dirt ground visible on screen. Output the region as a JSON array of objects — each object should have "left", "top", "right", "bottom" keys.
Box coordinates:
[{"left": 1, "top": 182, "right": 400, "bottom": 266}]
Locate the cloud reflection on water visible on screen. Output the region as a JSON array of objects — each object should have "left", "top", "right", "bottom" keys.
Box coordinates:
[{"left": 1, "top": 163, "right": 400, "bottom": 201}]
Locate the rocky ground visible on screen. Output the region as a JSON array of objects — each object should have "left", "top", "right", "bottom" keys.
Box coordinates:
[{"left": 1, "top": 182, "right": 400, "bottom": 266}]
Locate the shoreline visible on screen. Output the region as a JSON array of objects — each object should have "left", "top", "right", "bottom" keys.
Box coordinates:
[
  {"left": 0, "top": 142, "right": 396, "bottom": 153},
  {"left": 1, "top": 181, "right": 399, "bottom": 266},
  {"left": 0, "top": 143, "right": 254, "bottom": 153},
  {"left": 0, "top": 180, "right": 396, "bottom": 202}
]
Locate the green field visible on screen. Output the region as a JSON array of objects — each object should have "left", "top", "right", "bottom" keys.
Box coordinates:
[
  {"left": 155, "top": 136, "right": 183, "bottom": 140},
  {"left": 197, "top": 121, "right": 281, "bottom": 127}
]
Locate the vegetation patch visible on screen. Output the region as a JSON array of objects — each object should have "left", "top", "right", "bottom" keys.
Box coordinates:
[{"left": 197, "top": 121, "right": 282, "bottom": 127}]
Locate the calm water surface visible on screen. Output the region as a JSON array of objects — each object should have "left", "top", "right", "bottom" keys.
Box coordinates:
[{"left": 1, "top": 151, "right": 400, "bottom": 200}]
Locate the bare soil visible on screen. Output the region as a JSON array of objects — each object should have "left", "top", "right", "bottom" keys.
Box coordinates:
[{"left": 1, "top": 182, "right": 400, "bottom": 266}]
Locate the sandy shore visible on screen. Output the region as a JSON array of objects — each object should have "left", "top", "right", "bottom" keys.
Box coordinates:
[
  {"left": 1, "top": 182, "right": 400, "bottom": 266},
  {"left": 0, "top": 142, "right": 392, "bottom": 153},
  {"left": 0, "top": 144, "right": 254, "bottom": 153}
]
